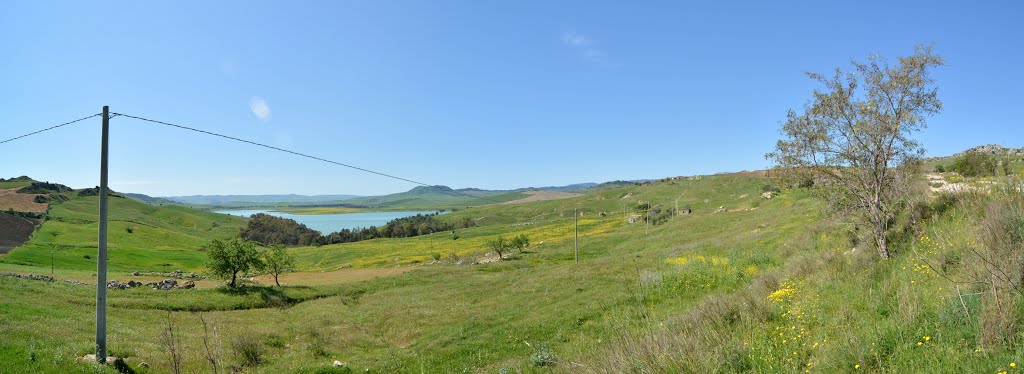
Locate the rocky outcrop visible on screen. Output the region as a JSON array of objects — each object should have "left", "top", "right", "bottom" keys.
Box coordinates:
[{"left": 962, "top": 144, "right": 1024, "bottom": 156}]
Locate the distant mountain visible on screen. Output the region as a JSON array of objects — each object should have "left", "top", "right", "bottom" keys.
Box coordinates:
[
  {"left": 123, "top": 193, "right": 178, "bottom": 205},
  {"left": 520, "top": 183, "right": 600, "bottom": 192},
  {"left": 344, "top": 185, "right": 525, "bottom": 209},
  {"left": 162, "top": 194, "right": 360, "bottom": 206},
  {"left": 407, "top": 185, "right": 459, "bottom": 196}
]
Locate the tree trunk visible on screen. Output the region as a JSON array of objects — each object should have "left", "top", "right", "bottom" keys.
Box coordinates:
[
  {"left": 875, "top": 228, "right": 890, "bottom": 259},
  {"left": 230, "top": 272, "right": 237, "bottom": 288},
  {"left": 274, "top": 274, "right": 280, "bottom": 287}
]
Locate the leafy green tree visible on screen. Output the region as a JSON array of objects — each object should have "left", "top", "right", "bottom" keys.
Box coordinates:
[
  {"left": 486, "top": 236, "right": 509, "bottom": 259},
  {"left": 950, "top": 151, "right": 997, "bottom": 177},
  {"left": 767, "top": 45, "right": 942, "bottom": 258},
  {"left": 511, "top": 234, "right": 531, "bottom": 254},
  {"left": 206, "top": 238, "right": 263, "bottom": 288},
  {"left": 261, "top": 246, "right": 295, "bottom": 287}
]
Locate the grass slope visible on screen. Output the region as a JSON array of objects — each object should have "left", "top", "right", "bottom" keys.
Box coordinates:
[
  {"left": 1, "top": 195, "right": 247, "bottom": 272},
  {"left": 2, "top": 172, "right": 1023, "bottom": 373}
]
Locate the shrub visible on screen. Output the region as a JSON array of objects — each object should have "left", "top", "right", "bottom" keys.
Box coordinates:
[
  {"left": 530, "top": 342, "right": 557, "bottom": 367},
  {"left": 17, "top": 182, "right": 72, "bottom": 194},
  {"left": 231, "top": 335, "right": 264, "bottom": 366},
  {"left": 951, "top": 151, "right": 998, "bottom": 177}
]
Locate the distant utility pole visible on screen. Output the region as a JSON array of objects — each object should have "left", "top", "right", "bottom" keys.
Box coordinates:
[
  {"left": 95, "top": 106, "right": 110, "bottom": 364},
  {"left": 646, "top": 206, "right": 650, "bottom": 235},
  {"left": 574, "top": 208, "right": 578, "bottom": 264}
]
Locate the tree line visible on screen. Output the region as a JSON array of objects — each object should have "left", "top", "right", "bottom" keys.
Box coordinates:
[
  {"left": 936, "top": 151, "right": 1015, "bottom": 177},
  {"left": 239, "top": 212, "right": 477, "bottom": 247}
]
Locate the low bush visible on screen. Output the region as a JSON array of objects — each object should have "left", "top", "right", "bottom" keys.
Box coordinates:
[{"left": 231, "top": 335, "right": 264, "bottom": 367}]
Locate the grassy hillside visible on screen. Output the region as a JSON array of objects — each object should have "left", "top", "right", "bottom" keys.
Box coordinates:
[
  {"left": 1, "top": 195, "right": 247, "bottom": 272},
  {"left": 341, "top": 185, "right": 529, "bottom": 210},
  {"left": 2, "top": 172, "right": 1024, "bottom": 372},
  {"left": 0, "top": 174, "right": 816, "bottom": 372}
]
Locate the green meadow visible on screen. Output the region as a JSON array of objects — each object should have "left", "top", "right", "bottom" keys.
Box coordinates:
[{"left": 1, "top": 173, "right": 1023, "bottom": 373}]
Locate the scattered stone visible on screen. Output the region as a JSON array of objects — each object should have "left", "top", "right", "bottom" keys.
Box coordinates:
[
  {"left": 155, "top": 279, "right": 178, "bottom": 290},
  {"left": 79, "top": 354, "right": 122, "bottom": 364},
  {"left": 106, "top": 280, "right": 128, "bottom": 289},
  {"left": 714, "top": 206, "right": 727, "bottom": 213},
  {"left": 0, "top": 272, "right": 90, "bottom": 286},
  {"left": 627, "top": 214, "right": 643, "bottom": 224},
  {"left": 333, "top": 360, "right": 345, "bottom": 367},
  {"left": 127, "top": 270, "right": 208, "bottom": 280},
  {"left": 181, "top": 280, "right": 195, "bottom": 289},
  {"left": 1, "top": 272, "right": 54, "bottom": 282},
  {"left": 761, "top": 191, "right": 776, "bottom": 199}
]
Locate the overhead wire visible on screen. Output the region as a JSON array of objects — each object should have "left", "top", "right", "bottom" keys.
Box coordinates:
[
  {"left": 0, "top": 113, "right": 101, "bottom": 145},
  {"left": 110, "top": 112, "right": 510, "bottom": 205}
]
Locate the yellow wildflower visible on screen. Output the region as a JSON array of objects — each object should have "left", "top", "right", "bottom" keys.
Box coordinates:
[{"left": 917, "top": 341, "right": 923, "bottom": 346}]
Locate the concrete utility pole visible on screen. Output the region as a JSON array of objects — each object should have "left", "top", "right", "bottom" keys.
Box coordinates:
[
  {"left": 646, "top": 205, "right": 650, "bottom": 235},
  {"left": 96, "top": 106, "right": 110, "bottom": 364},
  {"left": 574, "top": 208, "right": 578, "bottom": 264}
]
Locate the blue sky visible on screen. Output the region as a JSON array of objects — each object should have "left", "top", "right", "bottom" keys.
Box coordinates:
[{"left": 1, "top": 1, "right": 1021, "bottom": 196}]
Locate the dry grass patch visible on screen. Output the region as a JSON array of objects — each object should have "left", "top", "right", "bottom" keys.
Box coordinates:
[{"left": 0, "top": 188, "right": 47, "bottom": 213}]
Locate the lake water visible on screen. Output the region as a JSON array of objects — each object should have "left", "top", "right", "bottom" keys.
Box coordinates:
[{"left": 215, "top": 209, "right": 439, "bottom": 234}]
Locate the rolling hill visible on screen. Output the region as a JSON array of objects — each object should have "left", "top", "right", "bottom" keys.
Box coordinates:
[
  {"left": 3, "top": 150, "right": 1023, "bottom": 372},
  {"left": 163, "top": 193, "right": 360, "bottom": 206},
  {"left": 1, "top": 192, "right": 247, "bottom": 272}
]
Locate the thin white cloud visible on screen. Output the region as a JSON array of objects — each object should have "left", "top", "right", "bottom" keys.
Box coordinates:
[
  {"left": 561, "top": 31, "right": 618, "bottom": 67},
  {"left": 561, "top": 32, "right": 591, "bottom": 47},
  {"left": 249, "top": 96, "right": 272, "bottom": 122}
]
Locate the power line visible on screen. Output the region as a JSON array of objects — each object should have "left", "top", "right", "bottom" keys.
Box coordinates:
[
  {"left": 0, "top": 113, "right": 101, "bottom": 145},
  {"left": 110, "top": 112, "right": 508, "bottom": 205}
]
